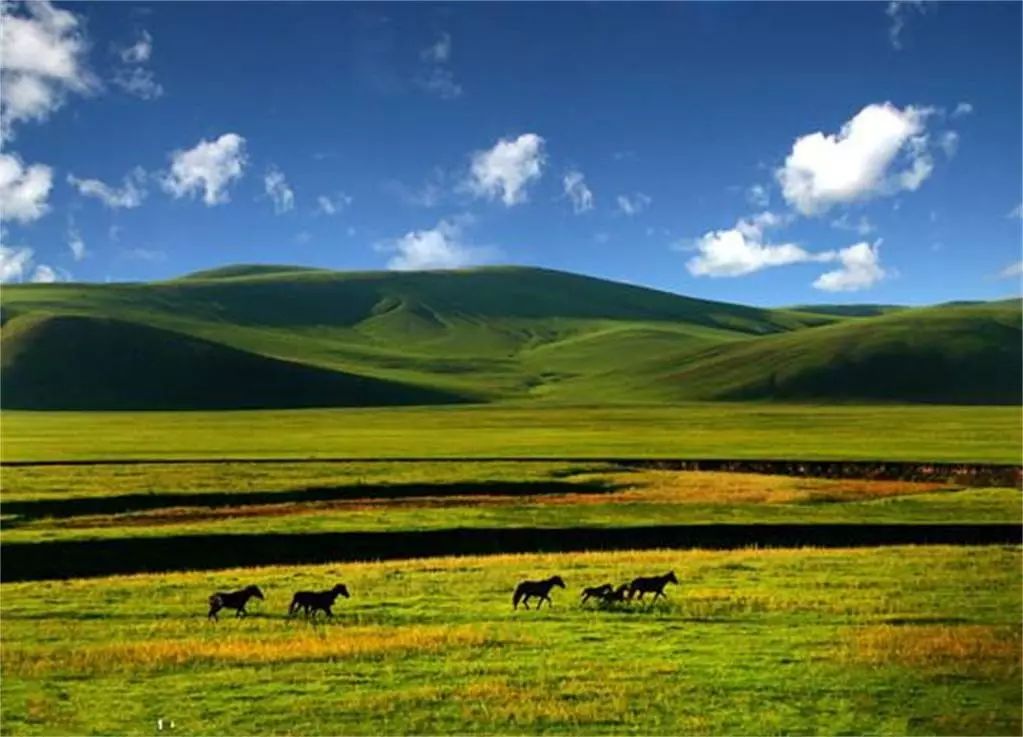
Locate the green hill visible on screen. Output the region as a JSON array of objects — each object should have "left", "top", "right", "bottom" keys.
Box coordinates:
[
  {"left": 0, "top": 314, "right": 465, "bottom": 410},
  {"left": 0, "top": 266, "right": 1018, "bottom": 408}
]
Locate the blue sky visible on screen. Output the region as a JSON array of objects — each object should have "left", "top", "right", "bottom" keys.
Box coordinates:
[{"left": 1, "top": 1, "right": 1020, "bottom": 306}]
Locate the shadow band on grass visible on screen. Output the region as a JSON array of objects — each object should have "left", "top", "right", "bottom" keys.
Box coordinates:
[
  {"left": 2, "top": 524, "right": 1019, "bottom": 581},
  {"left": 2, "top": 458, "right": 1018, "bottom": 487},
  {"left": 2, "top": 480, "right": 617, "bottom": 522}
]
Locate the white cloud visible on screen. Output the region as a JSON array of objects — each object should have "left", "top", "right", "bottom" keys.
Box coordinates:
[
  {"left": 386, "top": 169, "right": 446, "bottom": 208},
  {"left": 379, "top": 217, "right": 494, "bottom": 271},
  {"left": 119, "top": 29, "right": 152, "bottom": 64},
  {"left": 1007, "top": 202, "right": 1022, "bottom": 219},
  {"left": 0, "top": 245, "right": 34, "bottom": 282},
  {"left": 316, "top": 192, "right": 353, "bottom": 215},
  {"left": 68, "top": 226, "right": 86, "bottom": 261},
  {"left": 67, "top": 167, "right": 146, "bottom": 209},
  {"left": 162, "top": 133, "right": 247, "bottom": 206},
  {"left": 831, "top": 213, "right": 876, "bottom": 236},
  {"left": 30, "top": 263, "right": 57, "bottom": 283},
  {"left": 952, "top": 102, "right": 974, "bottom": 118},
  {"left": 417, "top": 32, "right": 462, "bottom": 99},
  {"left": 0, "top": 153, "right": 53, "bottom": 223},
  {"left": 686, "top": 214, "right": 824, "bottom": 278},
  {"left": 937, "top": 130, "right": 959, "bottom": 158},
  {"left": 616, "top": 192, "right": 652, "bottom": 216},
  {"left": 886, "top": 0, "right": 925, "bottom": 50},
  {"left": 813, "top": 241, "right": 887, "bottom": 292},
  {"left": 112, "top": 67, "right": 163, "bottom": 100},
  {"left": 776, "top": 103, "right": 936, "bottom": 215},
  {"left": 0, "top": 0, "right": 95, "bottom": 140},
  {"left": 746, "top": 184, "right": 770, "bottom": 208},
  {"left": 563, "top": 170, "right": 594, "bottom": 214},
  {"left": 263, "top": 166, "right": 295, "bottom": 214},
  {"left": 467, "top": 133, "right": 545, "bottom": 206},
  {"left": 999, "top": 261, "right": 1023, "bottom": 279}
]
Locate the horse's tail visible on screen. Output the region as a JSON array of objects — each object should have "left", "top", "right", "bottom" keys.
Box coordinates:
[{"left": 512, "top": 584, "right": 525, "bottom": 609}]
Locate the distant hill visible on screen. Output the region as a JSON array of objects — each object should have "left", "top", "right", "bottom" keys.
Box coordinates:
[
  {"left": 788, "top": 304, "right": 906, "bottom": 318},
  {"left": 1, "top": 266, "right": 1018, "bottom": 408}
]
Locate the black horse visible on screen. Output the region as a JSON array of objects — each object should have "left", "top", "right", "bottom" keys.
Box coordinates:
[
  {"left": 513, "top": 575, "right": 565, "bottom": 610},
  {"left": 581, "top": 583, "right": 613, "bottom": 604},
  {"left": 602, "top": 583, "right": 631, "bottom": 604},
  {"left": 208, "top": 585, "right": 264, "bottom": 620},
  {"left": 288, "top": 584, "right": 350, "bottom": 618},
  {"left": 627, "top": 571, "right": 679, "bottom": 601}
]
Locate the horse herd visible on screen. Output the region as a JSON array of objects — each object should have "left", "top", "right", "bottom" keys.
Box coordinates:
[{"left": 207, "top": 571, "right": 679, "bottom": 620}]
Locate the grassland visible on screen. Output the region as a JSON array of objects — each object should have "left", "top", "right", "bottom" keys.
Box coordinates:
[
  {"left": 2, "top": 266, "right": 1019, "bottom": 408},
  {"left": 3, "top": 466, "right": 1019, "bottom": 544},
  {"left": 3, "top": 403, "right": 1021, "bottom": 463},
  {"left": 2, "top": 546, "right": 1019, "bottom": 735}
]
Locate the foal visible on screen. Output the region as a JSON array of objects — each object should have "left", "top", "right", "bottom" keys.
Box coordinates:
[
  {"left": 208, "top": 585, "right": 264, "bottom": 620},
  {"left": 627, "top": 571, "right": 679, "bottom": 601},
  {"left": 580, "top": 583, "right": 613, "bottom": 604},
  {"left": 288, "top": 584, "right": 350, "bottom": 618},
  {"left": 513, "top": 575, "right": 565, "bottom": 610},
  {"left": 602, "top": 583, "right": 631, "bottom": 604}
]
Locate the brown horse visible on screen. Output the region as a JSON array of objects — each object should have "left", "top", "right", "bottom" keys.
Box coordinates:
[
  {"left": 288, "top": 584, "right": 350, "bottom": 618},
  {"left": 513, "top": 575, "right": 565, "bottom": 610},
  {"left": 208, "top": 585, "right": 264, "bottom": 620},
  {"left": 627, "top": 571, "right": 678, "bottom": 601}
]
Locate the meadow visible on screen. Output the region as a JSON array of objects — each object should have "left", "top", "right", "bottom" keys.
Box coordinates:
[
  {"left": 1, "top": 546, "right": 1019, "bottom": 736},
  {"left": 3, "top": 402, "right": 1021, "bottom": 463}
]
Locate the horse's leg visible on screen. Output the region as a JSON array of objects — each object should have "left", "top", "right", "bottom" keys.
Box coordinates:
[
  {"left": 208, "top": 605, "right": 219, "bottom": 621},
  {"left": 325, "top": 607, "right": 333, "bottom": 618}
]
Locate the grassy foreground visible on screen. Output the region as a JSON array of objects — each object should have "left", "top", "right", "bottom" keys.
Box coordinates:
[
  {"left": 3, "top": 403, "right": 1020, "bottom": 463},
  {"left": 2, "top": 546, "right": 1019, "bottom": 735}
]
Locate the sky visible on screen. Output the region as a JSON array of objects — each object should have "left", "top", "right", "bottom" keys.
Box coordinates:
[{"left": 0, "top": 1, "right": 1021, "bottom": 307}]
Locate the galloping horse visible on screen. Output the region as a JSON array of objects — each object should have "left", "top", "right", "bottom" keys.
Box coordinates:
[
  {"left": 513, "top": 575, "right": 565, "bottom": 609},
  {"left": 580, "top": 583, "right": 613, "bottom": 604},
  {"left": 208, "top": 585, "right": 264, "bottom": 620},
  {"left": 602, "top": 583, "right": 631, "bottom": 604},
  {"left": 289, "top": 584, "right": 350, "bottom": 618},
  {"left": 627, "top": 571, "right": 679, "bottom": 601}
]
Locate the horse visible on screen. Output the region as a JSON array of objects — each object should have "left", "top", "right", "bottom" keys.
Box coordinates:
[
  {"left": 602, "top": 583, "right": 631, "bottom": 604},
  {"left": 288, "top": 584, "right": 350, "bottom": 618},
  {"left": 513, "top": 575, "right": 565, "bottom": 610},
  {"left": 627, "top": 571, "right": 679, "bottom": 601},
  {"left": 208, "top": 585, "right": 264, "bottom": 620},
  {"left": 580, "top": 583, "right": 613, "bottom": 604}
]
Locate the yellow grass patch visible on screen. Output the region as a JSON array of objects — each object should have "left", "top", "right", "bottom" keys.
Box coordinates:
[
  {"left": 842, "top": 624, "right": 1022, "bottom": 677},
  {"left": 3, "top": 624, "right": 526, "bottom": 677}
]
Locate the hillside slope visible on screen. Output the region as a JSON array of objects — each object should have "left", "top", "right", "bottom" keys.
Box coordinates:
[
  {"left": 661, "top": 301, "right": 1022, "bottom": 405},
  {"left": 0, "top": 315, "right": 466, "bottom": 409}
]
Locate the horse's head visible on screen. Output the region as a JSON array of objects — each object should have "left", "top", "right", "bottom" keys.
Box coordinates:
[
  {"left": 550, "top": 575, "right": 566, "bottom": 589},
  {"left": 333, "top": 583, "right": 350, "bottom": 598},
  {"left": 248, "top": 585, "right": 265, "bottom": 600},
  {"left": 666, "top": 571, "right": 679, "bottom": 585}
]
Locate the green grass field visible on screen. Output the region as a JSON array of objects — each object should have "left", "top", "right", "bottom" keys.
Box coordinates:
[
  {"left": 3, "top": 403, "right": 1020, "bottom": 463},
  {"left": 2, "top": 547, "right": 1019, "bottom": 736}
]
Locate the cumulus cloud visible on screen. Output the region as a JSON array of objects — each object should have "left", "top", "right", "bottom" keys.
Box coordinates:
[
  {"left": 30, "top": 263, "right": 58, "bottom": 282},
  {"left": 316, "top": 192, "right": 353, "bottom": 215},
  {"left": 379, "top": 217, "right": 494, "bottom": 270},
  {"left": 67, "top": 167, "right": 147, "bottom": 209},
  {"left": 467, "top": 133, "right": 545, "bottom": 206},
  {"left": 68, "top": 226, "right": 86, "bottom": 261},
  {"left": 0, "top": 0, "right": 95, "bottom": 140},
  {"left": 616, "top": 192, "right": 652, "bottom": 216},
  {"left": 813, "top": 241, "right": 887, "bottom": 292},
  {"left": 0, "top": 153, "right": 53, "bottom": 223},
  {"left": 776, "top": 103, "right": 937, "bottom": 215},
  {"left": 563, "top": 170, "right": 594, "bottom": 214},
  {"left": 263, "top": 166, "right": 295, "bottom": 214},
  {"left": 416, "top": 32, "right": 462, "bottom": 100},
  {"left": 686, "top": 213, "right": 823, "bottom": 278},
  {"left": 0, "top": 245, "right": 34, "bottom": 282},
  {"left": 886, "top": 0, "right": 925, "bottom": 50},
  {"left": 951, "top": 102, "right": 974, "bottom": 118},
  {"left": 999, "top": 261, "right": 1022, "bottom": 279},
  {"left": 162, "top": 133, "right": 247, "bottom": 206}
]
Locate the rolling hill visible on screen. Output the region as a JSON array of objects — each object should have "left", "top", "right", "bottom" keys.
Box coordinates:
[{"left": 1, "top": 265, "right": 1018, "bottom": 408}]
